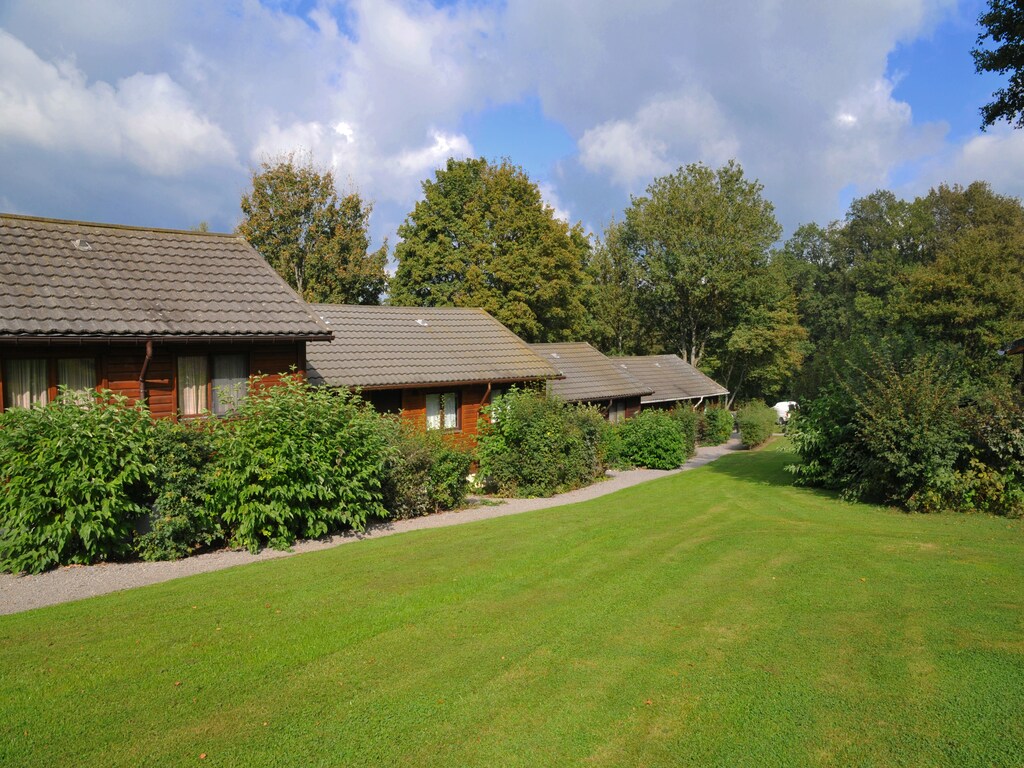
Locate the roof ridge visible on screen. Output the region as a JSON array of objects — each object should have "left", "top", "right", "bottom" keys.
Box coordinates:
[{"left": 0, "top": 212, "right": 243, "bottom": 239}]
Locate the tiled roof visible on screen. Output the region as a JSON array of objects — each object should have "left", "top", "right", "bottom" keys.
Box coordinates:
[
  {"left": 0, "top": 214, "right": 332, "bottom": 340},
  {"left": 307, "top": 304, "right": 560, "bottom": 388},
  {"left": 529, "top": 342, "right": 653, "bottom": 402},
  {"left": 615, "top": 354, "right": 729, "bottom": 403}
]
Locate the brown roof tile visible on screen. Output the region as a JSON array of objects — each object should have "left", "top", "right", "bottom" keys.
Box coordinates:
[
  {"left": 529, "top": 342, "right": 653, "bottom": 402},
  {"left": 307, "top": 304, "right": 560, "bottom": 388},
  {"left": 0, "top": 214, "right": 332, "bottom": 340},
  {"left": 615, "top": 354, "right": 729, "bottom": 403}
]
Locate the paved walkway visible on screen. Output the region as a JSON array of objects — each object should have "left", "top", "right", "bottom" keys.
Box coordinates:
[{"left": 0, "top": 438, "right": 743, "bottom": 616}]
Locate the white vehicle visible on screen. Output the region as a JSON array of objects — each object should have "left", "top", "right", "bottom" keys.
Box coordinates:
[{"left": 772, "top": 400, "right": 798, "bottom": 424}]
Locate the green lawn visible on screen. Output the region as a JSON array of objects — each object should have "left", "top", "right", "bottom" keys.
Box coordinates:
[{"left": 3, "top": 443, "right": 1024, "bottom": 767}]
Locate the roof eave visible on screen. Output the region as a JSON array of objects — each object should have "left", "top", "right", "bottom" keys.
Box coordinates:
[
  {"left": 312, "top": 373, "right": 559, "bottom": 391},
  {"left": 0, "top": 332, "right": 334, "bottom": 344}
]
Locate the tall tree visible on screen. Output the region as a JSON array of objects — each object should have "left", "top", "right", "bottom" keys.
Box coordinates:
[
  {"left": 974, "top": 0, "right": 1024, "bottom": 129},
  {"left": 620, "top": 160, "right": 803, "bottom": 401},
  {"left": 586, "top": 222, "right": 646, "bottom": 356},
  {"left": 389, "top": 158, "right": 590, "bottom": 343},
  {"left": 238, "top": 154, "right": 387, "bottom": 304}
]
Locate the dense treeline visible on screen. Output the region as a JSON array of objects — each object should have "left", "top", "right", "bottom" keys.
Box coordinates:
[{"left": 780, "top": 182, "right": 1024, "bottom": 514}]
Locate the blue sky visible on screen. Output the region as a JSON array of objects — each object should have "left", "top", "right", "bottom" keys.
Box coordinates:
[{"left": 1, "top": 0, "right": 1021, "bottom": 253}]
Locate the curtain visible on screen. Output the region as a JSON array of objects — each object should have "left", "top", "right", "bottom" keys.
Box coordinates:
[
  {"left": 3, "top": 359, "right": 48, "bottom": 409},
  {"left": 212, "top": 354, "right": 247, "bottom": 415},
  {"left": 442, "top": 392, "right": 459, "bottom": 429},
  {"left": 57, "top": 358, "right": 96, "bottom": 395},
  {"left": 178, "top": 355, "right": 208, "bottom": 415},
  {"left": 426, "top": 393, "right": 442, "bottom": 430}
]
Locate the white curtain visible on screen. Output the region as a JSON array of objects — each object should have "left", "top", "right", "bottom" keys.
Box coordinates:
[
  {"left": 426, "top": 393, "right": 442, "bottom": 430},
  {"left": 4, "top": 359, "right": 48, "bottom": 409},
  {"left": 442, "top": 392, "right": 458, "bottom": 429},
  {"left": 212, "top": 354, "right": 247, "bottom": 415},
  {"left": 178, "top": 355, "right": 208, "bottom": 415},
  {"left": 57, "top": 358, "right": 96, "bottom": 395}
]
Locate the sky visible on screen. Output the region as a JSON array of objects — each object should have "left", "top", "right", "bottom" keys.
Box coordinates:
[{"left": 0, "top": 0, "right": 1020, "bottom": 253}]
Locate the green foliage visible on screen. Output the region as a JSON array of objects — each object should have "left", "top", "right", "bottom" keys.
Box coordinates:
[
  {"left": 669, "top": 405, "right": 698, "bottom": 455},
  {"left": 586, "top": 223, "right": 646, "bottom": 355},
  {"left": 735, "top": 401, "right": 778, "bottom": 448},
  {"left": 0, "top": 390, "right": 155, "bottom": 574},
  {"left": 789, "top": 354, "right": 1024, "bottom": 515},
  {"left": 779, "top": 183, "right": 1024, "bottom": 400},
  {"left": 389, "top": 157, "right": 591, "bottom": 342},
  {"left": 134, "top": 420, "right": 223, "bottom": 562},
  {"left": 380, "top": 420, "right": 473, "bottom": 520},
  {"left": 618, "top": 160, "right": 804, "bottom": 402},
  {"left": 208, "top": 374, "right": 390, "bottom": 552},
  {"left": 476, "top": 388, "right": 607, "bottom": 497},
  {"left": 616, "top": 409, "right": 692, "bottom": 470},
  {"left": 699, "top": 406, "right": 735, "bottom": 446},
  {"left": 238, "top": 152, "right": 387, "bottom": 304},
  {"left": 973, "top": 0, "right": 1024, "bottom": 129}
]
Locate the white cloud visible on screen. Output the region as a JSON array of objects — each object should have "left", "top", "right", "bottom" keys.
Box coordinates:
[
  {"left": 537, "top": 182, "right": 571, "bottom": 223},
  {"left": 0, "top": 29, "right": 237, "bottom": 176},
  {"left": 0, "top": 0, "right": 1006, "bottom": 247},
  {"left": 913, "top": 127, "right": 1024, "bottom": 201},
  {"left": 579, "top": 90, "right": 740, "bottom": 191}
]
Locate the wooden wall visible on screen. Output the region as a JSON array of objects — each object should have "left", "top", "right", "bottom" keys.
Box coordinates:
[
  {"left": 0, "top": 340, "right": 306, "bottom": 419},
  {"left": 398, "top": 383, "right": 490, "bottom": 449}
]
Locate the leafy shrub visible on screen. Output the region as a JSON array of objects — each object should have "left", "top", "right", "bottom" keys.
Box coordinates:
[
  {"left": 208, "top": 374, "right": 390, "bottom": 552},
  {"left": 0, "top": 390, "right": 155, "bottom": 574},
  {"left": 736, "top": 401, "right": 778, "bottom": 448},
  {"left": 134, "top": 420, "right": 224, "bottom": 561},
  {"left": 616, "top": 409, "right": 691, "bottom": 469},
  {"left": 477, "top": 389, "right": 607, "bottom": 497},
  {"left": 381, "top": 420, "right": 473, "bottom": 519},
  {"left": 669, "top": 406, "right": 698, "bottom": 455},
  {"left": 699, "top": 406, "right": 734, "bottom": 446},
  {"left": 786, "top": 354, "right": 1020, "bottom": 513}
]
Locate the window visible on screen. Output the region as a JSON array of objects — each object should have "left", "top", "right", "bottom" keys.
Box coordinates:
[
  {"left": 178, "top": 353, "right": 248, "bottom": 416},
  {"left": 2, "top": 357, "right": 97, "bottom": 410},
  {"left": 608, "top": 400, "right": 626, "bottom": 423},
  {"left": 425, "top": 391, "right": 459, "bottom": 430}
]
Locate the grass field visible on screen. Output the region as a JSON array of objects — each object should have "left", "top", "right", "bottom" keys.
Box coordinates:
[{"left": 2, "top": 443, "right": 1023, "bottom": 767}]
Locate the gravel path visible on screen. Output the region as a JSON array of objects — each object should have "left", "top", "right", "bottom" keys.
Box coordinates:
[{"left": 0, "top": 438, "right": 743, "bottom": 616}]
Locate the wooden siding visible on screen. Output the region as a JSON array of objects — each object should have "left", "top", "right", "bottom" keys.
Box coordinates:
[
  {"left": 398, "top": 383, "right": 490, "bottom": 450},
  {"left": 0, "top": 340, "right": 306, "bottom": 419}
]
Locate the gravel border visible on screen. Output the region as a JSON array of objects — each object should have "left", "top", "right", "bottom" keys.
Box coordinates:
[{"left": 0, "top": 438, "right": 743, "bottom": 616}]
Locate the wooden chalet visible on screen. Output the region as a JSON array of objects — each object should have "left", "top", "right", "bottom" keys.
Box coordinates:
[
  {"left": 528, "top": 342, "right": 652, "bottom": 422},
  {"left": 306, "top": 304, "right": 560, "bottom": 447},
  {"left": 0, "top": 214, "right": 333, "bottom": 418},
  {"left": 614, "top": 354, "right": 729, "bottom": 410}
]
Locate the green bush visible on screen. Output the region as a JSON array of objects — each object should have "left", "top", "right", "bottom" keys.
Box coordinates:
[
  {"left": 208, "top": 374, "right": 390, "bottom": 552},
  {"left": 134, "top": 420, "right": 224, "bottom": 562},
  {"left": 477, "top": 389, "right": 607, "bottom": 497},
  {"left": 0, "top": 390, "right": 155, "bottom": 574},
  {"left": 616, "top": 409, "right": 691, "bottom": 469},
  {"left": 381, "top": 420, "right": 474, "bottom": 520},
  {"left": 669, "top": 406, "right": 698, "bottom": 454},
  {"left": 786, "top": 354, "right": 1022, "bottom": 514},
  {"left": 736, "top": 401, "right": 778, "bottom": 448},
  {"left": 699, "top": 406, "right": 734, "bottom": 445}
]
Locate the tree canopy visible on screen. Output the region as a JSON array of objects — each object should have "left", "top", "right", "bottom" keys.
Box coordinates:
[
  {"left": 389, "top": 157, "right": 590, "bottom": 343},
  {"left": 611, "top": 160, "right": 804, "bottom": 403},
  {"left": 778, "top": 181, "right": 1024, "bottom": 397},
  {"left": 973, "top": 0, "right": 1024, "bottom": 129},
  {"left": 238, "top": 154, "right": 387, "bottom": 304}
]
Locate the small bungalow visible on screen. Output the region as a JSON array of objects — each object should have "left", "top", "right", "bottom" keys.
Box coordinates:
[
  {"left": 0, "top": 213, "right": 333, "bottom": 418},
  {"left": 614, "top": 354, "right": 729, "bottom": 410},
  {"left": 306, "top": 304, "right": 560, "bottom": 447},
  {"left": 528, "top": 342, "right": 653, "bottom": 422}
]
